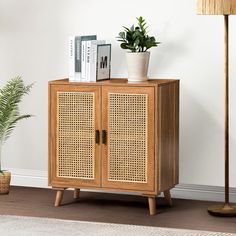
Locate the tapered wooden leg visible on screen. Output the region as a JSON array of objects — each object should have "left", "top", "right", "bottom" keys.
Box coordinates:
[
  {"left": 74, "top": 188, "right": 80, "bottom": 199},
  {"left": 148, "top": 197, "right": 157, "bottom": 215},
  {"left": 164, "top": 189, "right": 172, "bottom": 206},
  {"left": 55, "top": 190, "right": 64, "bottom": 207}
]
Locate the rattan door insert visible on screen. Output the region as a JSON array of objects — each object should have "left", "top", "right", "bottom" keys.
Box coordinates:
[
  {"left": 102, "top": 86, "right": 155, "bottom": 192},
  {"left": 49, "top": 85, "right": 101, "bottom": 187}
]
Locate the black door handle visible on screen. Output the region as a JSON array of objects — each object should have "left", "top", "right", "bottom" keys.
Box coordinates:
[
  {"left": 102, "top": 130, "right": 107, "bottom": 144},
  {"left": 95, "top": 130, "right": 100, "bottom": 144}
]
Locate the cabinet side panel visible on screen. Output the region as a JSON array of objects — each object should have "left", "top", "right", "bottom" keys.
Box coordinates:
[
  {"left": 175, "top": 82, "right": 179, "bottom": 185},
  {"left": 158, "top": 82, "right": 179, "bottom": 191},
  {"left": 48, "top": 83, "right": 52, "bottom": 185},
  {"left": 48, "top": 84, "right": 59, "bottom": 186}
]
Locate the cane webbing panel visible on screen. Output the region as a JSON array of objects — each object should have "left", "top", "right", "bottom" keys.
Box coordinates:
[
  {"left": 108, "top": 93, "right": 148, "bottom": 183},
  {"left": 57, "top": 92, "right": 95, "bottom": 179}
]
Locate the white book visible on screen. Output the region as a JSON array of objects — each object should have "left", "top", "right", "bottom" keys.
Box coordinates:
[
  {"left": 90, "top": 40, "right": 106, "bottom": 82},
  {"left": 85, "top": 41, "right": 92, "bottom": 82},
  {"left": 81, "top": 41, "right": 87, "bottom": 81},
  {"left": 68, "top": 36, "right": 76, "bottom": 81}
]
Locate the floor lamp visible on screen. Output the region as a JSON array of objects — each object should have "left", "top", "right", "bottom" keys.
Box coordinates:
[{"left": 197, "top": 0, "right": 236, "bottom": 217}]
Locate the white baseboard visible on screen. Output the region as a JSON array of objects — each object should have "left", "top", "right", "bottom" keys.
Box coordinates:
[
  {"left": 7, "top": 168, "right": 236, "bottom": 203},
  {"left": 8, "top": 168, "right": 48, "bottom": 189},
  {"left": 171, "top": 183, "right": 236, "bottom": 203}
]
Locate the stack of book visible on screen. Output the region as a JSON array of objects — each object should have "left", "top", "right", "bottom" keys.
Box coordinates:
[{"left": 69, "top": 35, "right": 111, "bottom": 82}]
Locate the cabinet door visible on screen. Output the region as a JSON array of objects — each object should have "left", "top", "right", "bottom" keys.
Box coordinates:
[
  {"left": 49, "top": 85, "right": 101, "bottom": 187},
  {"left": 102, "top": 86, "right": 155, "bottom": 192}
]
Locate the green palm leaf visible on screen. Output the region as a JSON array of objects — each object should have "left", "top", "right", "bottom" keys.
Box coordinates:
[{"left": 0, "top": 76, "right": 33, "bottom": 171}]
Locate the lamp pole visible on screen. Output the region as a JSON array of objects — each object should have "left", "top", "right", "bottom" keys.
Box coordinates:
[
  {"left": 197, "top": 0, "right": 236, "bottom": 217},
  {"left": 207, "top": 15, "right": 236, "bottom": 216},
  {"left": 224, "top": 15, "right": 229, "bottom": 208}
]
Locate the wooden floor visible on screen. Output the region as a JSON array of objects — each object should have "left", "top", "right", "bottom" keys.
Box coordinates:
[{"left": 0, "top": 186, "right": 236, "bottom": 233}]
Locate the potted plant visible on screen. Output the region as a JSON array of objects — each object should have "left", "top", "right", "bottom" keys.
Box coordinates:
[
  {"left": 0, "top": 77, "right": 33, "bottom": 194},
  {"left": 117, "top": 16, "right": 160, "bottom": 82}
]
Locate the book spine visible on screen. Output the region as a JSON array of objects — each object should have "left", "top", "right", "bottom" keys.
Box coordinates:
[
  {"left": 81, "top": 41, "right": 86, "bottom": 81},
  {"left": 74, "top": 36, "right": 82, "bottom": 81},
  {"left": 90, "top": 44, "right": 98, "bottom": 82},
  {"left": 69, "top": 36, "right": 75, "bottom": 81},
  {"left": 81, "top": 35, "right": 97, "bottom": 81},
  {"left": 86, "top": 41, "right": 92, "bottom": 81}
]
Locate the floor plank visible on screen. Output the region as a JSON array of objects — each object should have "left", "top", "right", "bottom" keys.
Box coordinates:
[{"left": 0, "top": 186, "right": 236, "bottom": 233}]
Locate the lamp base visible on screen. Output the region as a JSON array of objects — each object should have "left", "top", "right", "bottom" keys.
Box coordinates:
[{"left": 208, "top": 204, "right": 236, "bottom": 217}]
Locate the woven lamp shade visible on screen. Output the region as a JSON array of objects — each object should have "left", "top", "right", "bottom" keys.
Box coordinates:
[{"left": 197, "top": 0, "right": 236, "bottom": 15}]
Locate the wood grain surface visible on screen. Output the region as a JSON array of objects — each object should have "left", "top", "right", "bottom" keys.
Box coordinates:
[{"left": 197, "top": 0, "right": 236, "bottom": 15}]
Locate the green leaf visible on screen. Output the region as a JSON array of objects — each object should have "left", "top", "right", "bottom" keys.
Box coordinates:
[
  {"left": 122, "top": 26, "right": 130, "bottom": 31},
  {"left": 117, "top": 16, "right": 160, "bottom": 52},
  {"left": 0, "top": 76, "right": 33, "bottom": 145},
  {"left": 119, "top": 32, "right": 126, "bottom": 39},
  {"left": 130, "top": 25, "right": 134, "bottom": 32},
  {"left": 120, "top": 43, "right": 128, "bottom": 49}
]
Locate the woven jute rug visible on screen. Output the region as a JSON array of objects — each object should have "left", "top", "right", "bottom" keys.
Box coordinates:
[{"left": 0, "top": 215, "right": 235, "bottom": 236}]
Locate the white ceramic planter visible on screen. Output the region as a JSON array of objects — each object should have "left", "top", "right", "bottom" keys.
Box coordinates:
[{"left": 126, "top": 52, "right": 150, "bottom": 82}]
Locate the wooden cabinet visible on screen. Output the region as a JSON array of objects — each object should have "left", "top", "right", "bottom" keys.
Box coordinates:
[{"left": 48, "top": 78, "right": 179, "bottom": 215}]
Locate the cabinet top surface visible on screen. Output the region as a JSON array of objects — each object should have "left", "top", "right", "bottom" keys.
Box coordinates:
[{"left": 49, "top": 78, "right": 179, "bottom": 87}]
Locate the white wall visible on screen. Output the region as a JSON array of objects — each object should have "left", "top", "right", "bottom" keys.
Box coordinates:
[{"left": 1, "top": 0, "right": 236, "bottom": 188}]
